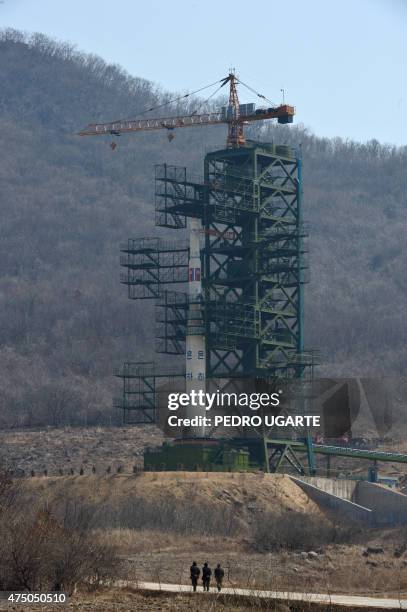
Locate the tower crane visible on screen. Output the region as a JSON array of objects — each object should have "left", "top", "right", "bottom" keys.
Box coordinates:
[{"left": 78, "top": 72, "right": 294, "bottom": 148}]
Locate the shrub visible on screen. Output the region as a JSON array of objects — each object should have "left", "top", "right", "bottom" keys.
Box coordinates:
[
  {"left": 251, "top": 510, "right": 338, "bottom": 552},
  {"left": 0, "top": 500, "right": 119, "bottom": 593}
]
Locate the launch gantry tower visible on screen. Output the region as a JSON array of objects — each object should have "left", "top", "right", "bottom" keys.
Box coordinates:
[
  {"left": 116, "top": 141, "right": 316, "bottom": 470},
  {"left": 80, "top": 72, "right": 316, "bottom": 472}
]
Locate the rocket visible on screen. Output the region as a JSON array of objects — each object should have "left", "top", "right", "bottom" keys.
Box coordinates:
[{"left": 185, "top": 217, "right": 207, "bottom": 437}]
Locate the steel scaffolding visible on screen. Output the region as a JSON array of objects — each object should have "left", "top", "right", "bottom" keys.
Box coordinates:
[{"left": 117, "top": 141, "right": 315, "bottom": 445}]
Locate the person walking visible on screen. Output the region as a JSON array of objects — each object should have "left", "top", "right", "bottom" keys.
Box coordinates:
[
  {"left": 202, "top": 561, "right": 212, "bottom": 591},
  {"left": 214, "top": 563, "right": 224, "bottom": 592},
  {"left": 190, "top": 561, "right": 200, "bottom": 592}
]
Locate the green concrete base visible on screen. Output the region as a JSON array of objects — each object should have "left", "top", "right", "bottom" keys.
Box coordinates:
[{"left": 144, "top": 438, "right": 262, "bottom": 471}]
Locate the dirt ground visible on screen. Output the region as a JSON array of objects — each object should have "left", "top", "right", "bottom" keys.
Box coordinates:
[
  {"left": 15, "top": 472, "right": 407, "bottom": 597},
  {"left": 0, "top": 426, "right": 164, "bottom": 474},
  {"left": 104, "top": 527, "right": 407, "bottom": 597},
  {"left": 1, "top": 426, "right": 407, "bottom": 483},
  {"left": 1, "top": 426, "right": 407, "bottom": 481},
  {"left": 122, "top": 539, "right": 407, "bottom": 596},
  {"left": 0, "top": 587, "right": 401, "bottom": 612}
]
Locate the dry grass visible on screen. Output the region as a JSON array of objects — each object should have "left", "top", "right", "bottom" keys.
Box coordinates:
[
  {"left": 21, "top": 472, "right": 323, "bottom": 518},
  {"left": 92, "top": 527, "right": 407, "bottom": 597},
  {"left": 96, "top": 528, "right": 241, "bottom": 556},
  {"left": 5, "top": 472, "right": 407, "bottom": 598}
]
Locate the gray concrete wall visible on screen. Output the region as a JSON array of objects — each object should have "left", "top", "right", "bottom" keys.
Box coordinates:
[
  {"left": 297, "top": 476, "right": 357, "bottom": 501},
  {"left": 355, "top": 482, "right": 407, "bottom": 525},
  {"left": 291, "top": 477, "right": 407, "bottom": 526},
  {"left": 290, "top": 476, "right": 373, "bottom": 525}
]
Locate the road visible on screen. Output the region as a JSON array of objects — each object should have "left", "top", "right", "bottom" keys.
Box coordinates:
[{"left": 134, "top": 581, "right": 407, "bottom": 609}]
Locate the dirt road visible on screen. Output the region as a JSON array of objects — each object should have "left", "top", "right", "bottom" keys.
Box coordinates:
[{"left": 135, "top": 580, "right": 407, "bottom": 609}]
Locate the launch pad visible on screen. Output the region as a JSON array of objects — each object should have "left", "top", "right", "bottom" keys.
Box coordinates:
[
  {"left": 143, "top": 437, "right": 295, "bottom": 473},
  {"left": 144, "top": 438, "right": 252, "bottom": 472}
]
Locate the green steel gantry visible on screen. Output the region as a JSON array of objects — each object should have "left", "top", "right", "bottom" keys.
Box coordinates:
[
  {"left": 119, "top": 142, "right": 312, "bottom": 374},
  {"left": 115, "top": 141, "right": 319, "bottom": 471}
]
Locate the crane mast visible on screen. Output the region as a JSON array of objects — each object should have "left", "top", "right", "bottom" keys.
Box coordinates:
[{"left": 226, "top": 72, "right": 245, "bottom": 147}]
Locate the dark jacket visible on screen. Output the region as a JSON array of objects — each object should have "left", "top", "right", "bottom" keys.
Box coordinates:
[
  {"left": 202, "top": 565, "right": 212, "bottom": 580},
  {"left": 214, "top": 567, "right": 224, "bottom": 581},
  {"left": 190, "top": 564, "right": 200, "bottom": 579}
]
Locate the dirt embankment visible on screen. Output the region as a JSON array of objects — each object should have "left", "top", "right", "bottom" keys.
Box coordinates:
[{"left": 23, "top": 471, "right": 320, "bottom": 515}]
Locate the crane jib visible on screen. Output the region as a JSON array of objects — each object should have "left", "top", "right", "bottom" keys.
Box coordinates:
[{"left": 78, "top": 105, "right": 295, "bottom": 136}]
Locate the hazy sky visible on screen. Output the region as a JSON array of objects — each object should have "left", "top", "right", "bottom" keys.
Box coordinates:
[{"left": 2, "top": 0, "right": 406, "bottom": 145}]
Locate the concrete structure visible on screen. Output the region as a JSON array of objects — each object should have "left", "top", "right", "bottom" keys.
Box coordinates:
[
  {"left": 295, "top": 475, "right": 357, "bottom": 500},
  {"left": 291, "top": 476, "right": 373, "bottom": 524},
  {"left": 291, "top": 476, "right": 407, "bottom": 526},
  {"left": 356, "top": 481, "right": 407, "bottom": 526}
]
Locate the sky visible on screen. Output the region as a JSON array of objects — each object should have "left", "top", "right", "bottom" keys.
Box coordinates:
[{"left": 1, "top": 0, "right": 406, "bottom": 145}]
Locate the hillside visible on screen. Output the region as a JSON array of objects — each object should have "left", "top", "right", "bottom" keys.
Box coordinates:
[{"left": 1, "top": 29, "right": 407, "bottom": 428}]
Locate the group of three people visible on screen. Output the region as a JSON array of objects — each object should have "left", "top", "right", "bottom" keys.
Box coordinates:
[{"left": 190, "top": 561, "right": 224, "bottom": 592}]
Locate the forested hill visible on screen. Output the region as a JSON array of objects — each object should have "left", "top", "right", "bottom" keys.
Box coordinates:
[{"left": 1, "top": 29, "right": 406, "bottom": 428}]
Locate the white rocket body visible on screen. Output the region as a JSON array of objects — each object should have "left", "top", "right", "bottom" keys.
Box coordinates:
[{"left": 185, "top": 218, "right": 206, "bottom": 437}]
